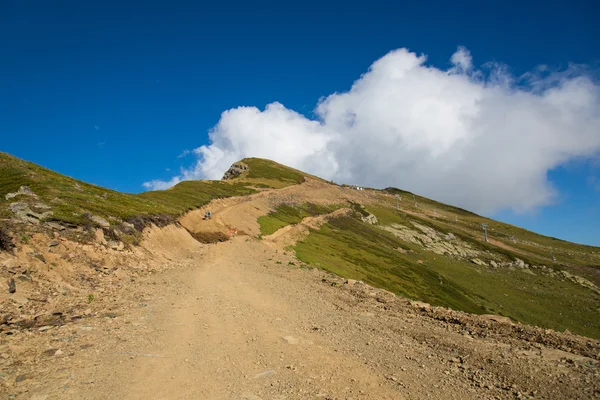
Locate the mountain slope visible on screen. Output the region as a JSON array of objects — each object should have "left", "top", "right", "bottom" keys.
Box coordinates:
[
  {"left": 1, "top": 152, "right": 599, "bottom": 339},
  {"left": 0, "top": 152, "right": 306, "bottom": 228}
]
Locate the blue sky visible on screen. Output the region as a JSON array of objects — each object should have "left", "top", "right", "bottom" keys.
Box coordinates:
[{"left": 1, "top": 0, "right": 599, "bottom": 246}]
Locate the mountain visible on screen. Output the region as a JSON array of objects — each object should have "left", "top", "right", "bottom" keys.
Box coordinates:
[
  {"left": 2, "top": 151, "right": 600, "bottom": 398},
  {"left": 1, "top": 151, "right": 599, "bottom": 339}
]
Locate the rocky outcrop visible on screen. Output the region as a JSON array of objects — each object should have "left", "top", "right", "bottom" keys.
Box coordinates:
[
  {"left": 5, "top": 186, "right": 37, "bottom": 201},
  {"left": 8, "top": 202, "right": 53, "bottom": 224},
  {"left": 382, "top": 222, "right": 480, "bottom": 258},
  {"left": 361, "top": 213, "right": 378, "bottom": 225},
  {"left": 222, "top": 162, "right": 248, "bottom": 180}
]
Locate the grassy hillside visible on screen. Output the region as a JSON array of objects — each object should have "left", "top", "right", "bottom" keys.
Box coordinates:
[
  {"left": 294, "top": 200, "right": 600, "bottom": 339},
  {"left": 257, "top": 203, "right": 343, "bottom": 236},
  {"left": 0, "top": 153, "right": 305, "bottom": 228}
]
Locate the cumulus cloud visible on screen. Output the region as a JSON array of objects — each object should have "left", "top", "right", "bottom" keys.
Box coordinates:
[
  {"left": 450, "top": 46, "right": 473, "bottom": 72},
  {"left": 144, "top": 47, "right": 600, "bottom": 214}
]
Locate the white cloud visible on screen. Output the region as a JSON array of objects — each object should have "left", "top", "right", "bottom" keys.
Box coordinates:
[
  {"left": 143, "top": 47, "right": 600, "bottom": 214},
  {"left": 450, "top": 46, "right": 473, "bottom": 72},
  {"left": 177, "top": 149, "right": 191, "bottom": 158}
]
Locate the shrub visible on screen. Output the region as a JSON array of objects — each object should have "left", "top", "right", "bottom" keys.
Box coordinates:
[{"left": 126, "top": 214, "right": 175, "bottom": 232}]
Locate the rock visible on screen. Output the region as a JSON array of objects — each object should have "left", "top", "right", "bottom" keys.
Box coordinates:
[
  {"left": 5, "top": 185, "right": 37, "bottom": 200},
  {"left": 361, "top": 214, "right": 378, "bottom": 225},
  {"left": 345, "top": 279, "right": 358, "bottom": 285},
  {"left": 33, "top": 253, "right": 46, "bottom": 263},
  {"left": 222, "top": 162, "right": 249, "bottom": 180},
  {"left": 410, "top": 300, "right": 432, "bottom": 312},
  {"left": 9, "top": 201, "right": 53, "bottom": 223},
  {"left": 253, "top": 370, "right": 276, "bottom": 379},
  {"left": 48, "top": 240, "right": 60, "bottom": 247},
  {"left": 45, "top": 222, "right": 66, "bottom": 231},
  {"left": 43, "top": 348, "right": 58, "bottom": 357},
  {"left": 122, "top": 222, "right": 136, "bottom": 231},
  {"left": 2, "top": 258, "right": 20, "bottom": 269},
  {"left": 282, "top": 336, "right": 299, "bottom": 345},
  {"left": 445, "top": 232, "right": 456, "bottom": 241},
  {"left": 38, "top": 326, "right": 53, "bottom": 331},
  {"left": 515, "top": 258, "right": 526, "bottom": 268},
  {"left": 471, "top": 258, "right": 487, "bottom": 266},
  {"left": 8, "top": 278, "right": 16, "bottom": 293},
  {"left": 490, "top": 260, "right": 499, "bottom": 268},
  {"left": 94, "top": 229, "right": 107, "bottom": 245},
  {"left": 90, "top": 215, "right": 110, "bottom": 228},
  {"left": 54, "top": 349, "right": 64, "bottom": 356},
  {"left": 108, "top": 240, "right": 124, "bottom": 251},
  {"left": 15, "top": 373, "right": 33, "bottom": 383}
]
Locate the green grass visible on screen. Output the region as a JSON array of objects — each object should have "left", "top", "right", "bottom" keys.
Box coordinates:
[
  {"left": 227, "top": 158, "right": 305, "bottom": 188},
  {"left": 373, "top": 193, "right": 600, "bottom": 286},
  {"left": 258, "top": 203, "right": 342, "bottom": 236},
  {"left": 294, "top": 213, "right": 600, "bottom": 339},
  {"left": 0, "top": 152, "right": 302, "bottom": 228},
  {"left": 295, "top": 217, "right": 484, "bottom": 313}
]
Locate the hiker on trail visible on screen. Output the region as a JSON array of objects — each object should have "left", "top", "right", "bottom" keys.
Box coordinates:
[{"left": 205, "top": 210, "right": 211, "bottom": 220}]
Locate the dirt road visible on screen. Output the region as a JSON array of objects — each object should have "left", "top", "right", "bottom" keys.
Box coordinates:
[{"left": 5, "top": 231, "right": 598, "bottom": 399}]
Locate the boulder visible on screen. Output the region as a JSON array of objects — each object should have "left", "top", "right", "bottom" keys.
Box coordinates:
[
  {"left": 90, "top": 215, "right": 110, "bottom": 228},
  {"left": 9, "top": 202, "right": 53, "bottom": 224},
  {"left": 361, "top": 214, "right": 378, "bottom": 225}
]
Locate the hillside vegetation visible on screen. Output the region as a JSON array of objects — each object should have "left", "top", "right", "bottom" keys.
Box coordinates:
[
  {"left": 1, "top": 152, "right": 599, "bottom": 339},
  {"left": 295, "top": 207, "right": 600, "bottom": 338},
  {"left": 0, "top": 152, "right": 302, "bottom": 228}
]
